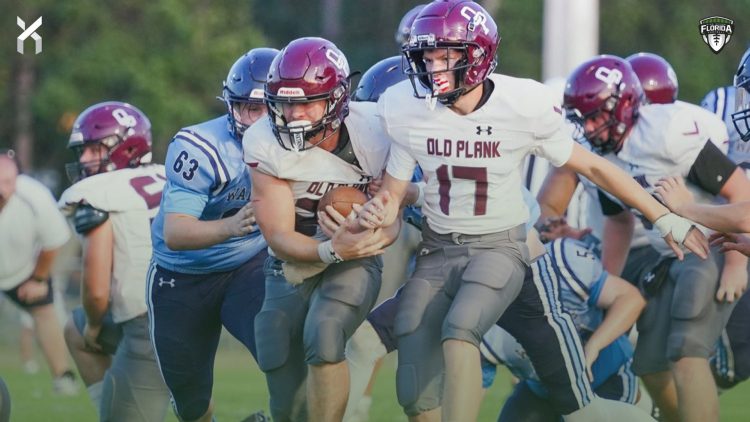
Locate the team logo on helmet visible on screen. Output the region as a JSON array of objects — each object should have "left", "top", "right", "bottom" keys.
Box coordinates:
[
  {"left": 460, "top": 6, "right": 489, "bottom": 35},
  {"left": 325, "top": 49, "right": 349, "bottom": 73},
  {"left": 594, "top": 66, "right": 623, "bottom": 85},
  {"left": 699, "top": 16, "right": 734, "bottom": 54}
]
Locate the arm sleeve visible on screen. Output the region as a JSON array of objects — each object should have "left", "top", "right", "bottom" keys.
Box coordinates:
[{"left": 686, "top": 141, "right": 737, "bottom": 196}]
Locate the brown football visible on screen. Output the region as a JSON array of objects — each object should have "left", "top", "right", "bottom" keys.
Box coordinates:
[{"left": 317, "top": 186, "right": 368, "bottom": 218}]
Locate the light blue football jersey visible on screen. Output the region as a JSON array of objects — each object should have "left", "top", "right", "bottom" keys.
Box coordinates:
[{"left": 152, "top": 116, "right": 266, "bottom": 273}]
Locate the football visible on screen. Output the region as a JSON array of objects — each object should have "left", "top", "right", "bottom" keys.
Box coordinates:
[{"left": 317, "top": 186, "right": 368, "bottom": 218}]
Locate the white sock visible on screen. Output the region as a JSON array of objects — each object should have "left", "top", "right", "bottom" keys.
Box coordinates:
[{"left": 87, "top": 381, "right": 103, "bottom": 416}]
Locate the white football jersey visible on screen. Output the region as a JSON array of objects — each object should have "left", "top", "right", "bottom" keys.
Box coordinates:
[
  {"left": 601, "top": 104, "right": 730, "bottom": 256},
  {"left": 244, "top": 101, "right": 390, "bottom": 234},
  {"left": 59, "top": 165, "right": 165, "bottom": 323},
  {"left": 379, "top": 75, "right": 575, "bottom": 235}
]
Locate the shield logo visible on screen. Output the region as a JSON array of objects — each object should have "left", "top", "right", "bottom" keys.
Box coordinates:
[{"left": 699, "top": 16, "right": 734, "bottom": 54}]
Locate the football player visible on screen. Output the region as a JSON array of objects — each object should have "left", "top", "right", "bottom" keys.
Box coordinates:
[
  {"left": 147, "top": 48, "right": 277, "bottom": 422},
  {"left": 654, "top": 47, "right": 750, "bottom": 396},
  {"left": 60, "top": 101, "right": 170, "bottom": 421},
  {"left": 356, "top": 1, "right": 705, "bottom": 421},
  {"left": 563, "top": 54, "right": 750, "bottom": 422},
  {"left": 245, "top": 37, "right": 407, "bottom": 422},
  {"left": 484, "top": 236, "right": 647, "bottom": 421}
]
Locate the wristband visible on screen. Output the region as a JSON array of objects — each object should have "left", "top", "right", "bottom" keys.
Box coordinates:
[{"left": 317, "top": 240, "right": 344, "bottom": 264}]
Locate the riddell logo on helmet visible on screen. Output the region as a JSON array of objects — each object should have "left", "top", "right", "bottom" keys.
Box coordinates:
[
  {"left": 277, "top": 87, "right": 306, "bottom": 97},
  {"left": 250, "top": 89, "right": 264, "bottom": 99}
]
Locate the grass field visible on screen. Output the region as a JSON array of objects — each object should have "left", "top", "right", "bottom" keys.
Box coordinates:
[{"left": 2, "top": 331, "right": 750, "bottom": 422}]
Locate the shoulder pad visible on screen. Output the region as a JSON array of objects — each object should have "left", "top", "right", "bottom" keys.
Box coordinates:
[{"left": 73, "top": 203, "right": 109, "bottom": 234}]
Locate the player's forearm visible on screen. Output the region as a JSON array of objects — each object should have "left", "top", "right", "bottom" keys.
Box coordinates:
[
  {"left": 81, "top": 224, "right": 113, "bottom": 327},
  {"left": 30, "top": 248, "right": 58, "bottom": 281},
  {"left": 82, "top": 285, "right": 109, "bottom": 327},
  {"left": 536, "top": 167, "right": 580, "bottom": 220},
  {"left": 583, "top": 159, "right": 668, "bottom": 223},
  {"left": 587, "top": 291, "right": 645, "bottom": 354},
  {"left": 266, "top": 231, "right": 324, "bottom": 263},
  {"left": 677, "top": 202, "right": 750, "bottom": 233},
  {"left": 163, "top": 213, "right": 233, "bottom": 250}
]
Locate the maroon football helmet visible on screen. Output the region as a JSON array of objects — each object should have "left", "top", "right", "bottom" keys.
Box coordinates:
[
  {"left": 626, "top": 52, "right": 678, "bottom": 104},
  {"left": 563, "top": 55, "right": 643, "bottom": 154},
  {"left": 395, "top": 4, "right": 426, "bottom": 46},
  {"left": 403, "top": 0, "right": 500, "bottom": 105},
  {"left": 265, "top": 37, "right": 351, "bottom": 152},
  {"left": 66, "top": 101, "right": 152, "bottom": 182}
]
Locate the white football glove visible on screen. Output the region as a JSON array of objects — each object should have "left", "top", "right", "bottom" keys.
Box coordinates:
[{"left": 654, "top": 213, "right": 696, "bottom": 244}]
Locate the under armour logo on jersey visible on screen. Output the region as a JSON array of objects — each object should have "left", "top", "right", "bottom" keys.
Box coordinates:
[
  {"left": 158, "top": 277, "right": 176, "bottom": 288},
  {"left": 476, "top": 126, "right": 493, "bottom": 135},
  {"left": 594, "top": 66, "right": 623, "bottom": 85},
  {"left": 460, "top": 6, "right": 490, "bottom": 35}
]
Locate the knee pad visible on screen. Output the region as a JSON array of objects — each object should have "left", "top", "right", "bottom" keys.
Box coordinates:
[
  {"left": 443, "top": 283, "right": 517, "bottom": 346},
  {"left": 394, "top": 278, "right": 434, "bottom": 337},
  {"left": 305, "top": 318, "right": 346, "bottom": 364},
  {"left": 255, "top": 309, "right": 291, "bottom": 372}
]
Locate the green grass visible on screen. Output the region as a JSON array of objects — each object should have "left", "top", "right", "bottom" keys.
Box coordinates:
[{"left": 2, "top": 335, "right": 750, "bottom": 421}]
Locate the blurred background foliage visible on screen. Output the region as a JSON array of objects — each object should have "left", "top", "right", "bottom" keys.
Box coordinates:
[{"left": 0, "top": 0, "right": 746, "bottom": 192}]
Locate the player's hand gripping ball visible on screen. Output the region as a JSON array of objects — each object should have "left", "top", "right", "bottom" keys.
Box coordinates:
[{"left": 317, "top": 186, "right": 368, "bottom": 219}]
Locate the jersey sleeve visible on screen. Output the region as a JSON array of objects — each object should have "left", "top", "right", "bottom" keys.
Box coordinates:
[
  {"left": 161, "top": 132, "right": 226, "bottom": 217},
  {"left": 530, "top": 98, "right": 575, "bottom": 167},
  {"left": 700, "top": 88, "right": 720, "bottom": 113},
  {"left": 243, "top": 119, "right": 280, "bottom": 177}
]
